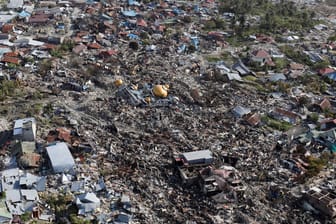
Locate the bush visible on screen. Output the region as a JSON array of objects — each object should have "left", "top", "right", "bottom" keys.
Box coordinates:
[
  {"left": 38, "top": 59, "right": 52, "bottom": 75},
  {"left": 312, "top": 60, "right": 330, "bottom": 71},
  {"left": 309, "top": 112, "right": 319, "bottom": 123},
  {"left": 279, "top": 45, "right": 312, "bottom": 66},
  {"left": 182, "top": 16, "right": 192, "bottom": 23},
  {"left": 274, "top": 58, "right": 289, "bottom": 72},
  {"left": 50, "top": 49, "right": 63, "bottom": 58},
  {"left": 0, "top": 80, "right": 20, "bottom": 100},
  {"left": 60, "top": 40, "right": 75, "bottom": 52},
  {"left": 277, "top": 81, "right": 291, "bottom": 94},
  {"left": 306, "top": 156, "right": 328, "bottom": 177},
  {"left": 70, "top": 214, "right": 91, "bottom": 224},
  {"left": 21, "top": 212, "right": 31, "bottom": 222},
  {"left": 203, "top": 20, "right": 216, "bottom": 30}
]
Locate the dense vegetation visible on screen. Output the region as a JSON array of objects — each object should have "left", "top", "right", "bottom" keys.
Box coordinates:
[{"left": 219, "top": 0, "right": 316, "bottom": 34}]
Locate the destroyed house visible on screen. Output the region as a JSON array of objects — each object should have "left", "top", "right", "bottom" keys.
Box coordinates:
[
  {"left": 76, "top": 192, "right": 100, "bottom": 215},
  {"left": 320, "top": 119, "right": 336, "bottom": 131},
  {"left": 271, "top": 108, "right": 300, "bottom": 124},
  {"left": 304, "top": 188, "right": 336, "bottom": 217}
]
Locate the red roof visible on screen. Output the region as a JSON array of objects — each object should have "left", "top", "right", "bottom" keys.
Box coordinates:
[
  {"left": 29, "top": 14, "right": 49, "bottom": 23},
  {"left": 137, "top": 19, "right": 147, "bottom": 27},
  {"left": 72, "top": 44, "right": 87, "bottom": 54},
  {"left": 72, "top": 37, "right": 82, "bottom": 43},
  {"left": 290, "top": 63, "right": 305, "bottom": 70},
  {"left": 87, "top": 42, "right": 101, "bottom": 49},
  {"left": 274, "top": 108, "right": 299, "bottom": 120},
  {"left": 2, "top": 24, "right": 14, "bottom": 33},
  {"left": 253, "top": 49, "right": 271, "bottom": 58},
  {"left": 160, "top": 2, "right": 168, "bottom": 8},
  {"left": 320, "top": 118, "right": 336, "bottom": 124},
  {"left": 76, "top": 31, "right": 89, "bottom": 37},
  {"left": 42, "top": 43, "right": 57, "bottom": 50},
  {"left": 320, "top": 98, "right": 331, "bottom": 111},
  {"left": 4, "top": 52, "right": 18, "bottom": 57},
  {"left": 246, "top": 113, "right": 260, "bottom": 126},
  {"left": 100, "top": 49, "right": 117, "bottom": 57},
  {"left": 1, "top": 56, "right": 19, "bottom": 64},
  {"left": 318, "top": 67, "right": 335, "bottom": 75}
]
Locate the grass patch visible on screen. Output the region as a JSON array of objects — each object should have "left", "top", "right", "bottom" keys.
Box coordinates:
[
  {"left": 0, "top": 80, "right": 22, "bottom": 100},
  {"left": 261, "top": 115, "right": 293, "bottom": 131},
  {"left": 205, "top": 55, "right": 222, "bottom": 62},
  {"left": 243, "top": 75, "right": 257, "bottom": 82}
]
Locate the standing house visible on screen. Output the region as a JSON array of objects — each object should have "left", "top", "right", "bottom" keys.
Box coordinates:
[
  {"left": 174, "top": 150, "right": 214, "bottom": 184},
  {"left": 13, "top": 118, "right": 36, "bottom": 141},
  {"left": 180, "top": 150, "right": 213, "bottom": 166},
  {"left": 7, "top": 0, "right": 23, "bottom": 9},
  {"left": 250, "top": 49, "right": 275, "bottom": 66},
  {"left": 46, "top": 142, "right": 75, "bottom": 173}
]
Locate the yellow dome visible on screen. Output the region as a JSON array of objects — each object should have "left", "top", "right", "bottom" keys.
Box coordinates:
[
  {"left": 153, "top": 84, "right": 168, "bottom": 98},
  {"left": 114, "top": 79, "right": 123, "bottom": 87},
  {"left": 145, "top": 97, "right": 151, "bottom": 104}
]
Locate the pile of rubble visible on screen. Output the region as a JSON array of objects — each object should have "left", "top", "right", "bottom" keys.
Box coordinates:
[{"left": 0, "top": 0, "right": 335, "bottom": 223}]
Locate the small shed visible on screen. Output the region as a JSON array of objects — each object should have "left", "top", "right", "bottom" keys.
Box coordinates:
[{"left": 232, "top": 106, "right": 251, "bottom": 118}]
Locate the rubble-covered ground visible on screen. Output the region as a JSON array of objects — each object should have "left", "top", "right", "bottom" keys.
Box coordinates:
[{"left": 2, "top": 0, "right": 336, "bottom": 223}]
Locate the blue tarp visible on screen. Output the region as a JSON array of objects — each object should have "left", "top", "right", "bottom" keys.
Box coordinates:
[
  {"left": 173, "top": 8, "right": 181, "bottom": 15},
  {"left": 122, "top": 10, "right": 137, "bottom": 17},
  {"left": 127, "top": 33, "right": 139, "bottom": 40},
  {"left": 177, "top": 44, "right": 186, "bottom": 54},
  {"left": 101, "top": 14, "right": 112, "bottom": 20},
  {"left": 190, "top": 36, "right": 199, "bottom": 49},
  {"left": 128, "top": 0, "right": 140, "bottom": 6},
  {"left": 18, "top": 11, "right": 30, "bottom": 18},
  {"left": 194, "top": 5, "right": 199, "bottom": 13},
  {"left": 327, "top": 72, "right": 336, "bottom": 81}
]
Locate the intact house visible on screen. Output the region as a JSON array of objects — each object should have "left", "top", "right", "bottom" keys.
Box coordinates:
[
  {"left": 12, "top": 118, "right": 40, "bottom": 169},
  {"left": 7, "top": 0, "right": 24, "bottom": 9},
  {"left": 250, "top": 49, "right": 275, "bottom": 67},
  {"left": 13, "top": 118, "right": 36, "bottom": 142},
  {"left": 173, "top": 150, "right": 214, "bottom": 185},
  {"left": 46, "top": 142, "right": 75, "bottom": 174}
]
